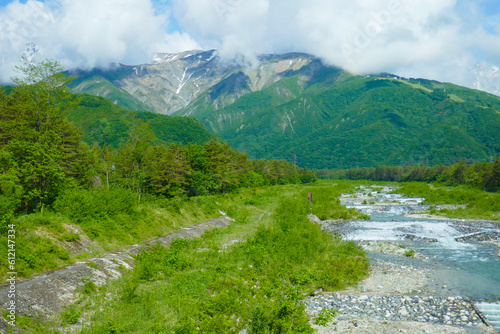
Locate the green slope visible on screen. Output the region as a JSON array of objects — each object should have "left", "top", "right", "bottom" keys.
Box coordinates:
[
  {"left": 177, "top": 70, "right": 500, "bottom": 169},
  {"left": 67, "top": 94, "right": 215, "bottom": 147}
]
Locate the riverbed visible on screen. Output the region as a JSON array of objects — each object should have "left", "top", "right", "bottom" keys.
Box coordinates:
[{"left": 306, "top": 185, "right": 500, "bottom": 333}]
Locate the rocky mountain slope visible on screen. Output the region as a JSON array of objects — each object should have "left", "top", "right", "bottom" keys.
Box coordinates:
[
  {"left": 71, "top": 51, "right": 500, "bottom": 169},
  {"left": 70, "top": 50, "right": 319, "bottom": 115}
]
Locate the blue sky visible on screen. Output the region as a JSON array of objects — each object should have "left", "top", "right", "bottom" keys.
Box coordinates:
[{"left": 1, "top": 0, "right": 499, "bottom": 88}]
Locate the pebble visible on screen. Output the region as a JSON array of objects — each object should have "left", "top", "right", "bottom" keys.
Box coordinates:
[{"left": 305, "top": 294, "right": 480, "bottom": 327}]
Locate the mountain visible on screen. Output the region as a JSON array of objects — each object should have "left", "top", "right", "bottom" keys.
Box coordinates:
[
  {"left": 71, "top": 50, "right": 500, "bottom": 169},
  {"left": 69, "top": 50, "right": 318, "bottom": 115},
  {"left": 67, "top": 94, "right": 215, "bottom": 148},
  {"left": 70, "top": 50, "right": 233, "bottom": 114}
]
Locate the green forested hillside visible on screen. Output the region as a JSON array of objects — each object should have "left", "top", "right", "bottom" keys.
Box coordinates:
[
  {"left": 67, "top": 94, "right": 215, "bottom": 147},
  {"left": 68, "top": 51, "right": 500, "bottom": 169},
  {"left": 0, "top": 59, "right": 317, "bottom": 282},
  {"left": 177, "top": 72, "right": 500, "bottom": 169}
]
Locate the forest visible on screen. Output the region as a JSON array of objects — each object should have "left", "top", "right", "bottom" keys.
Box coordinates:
[
  {"left": 0, "top": 59, "right": 317, "bottom": 218},
  {"left": 1, "top": 59, "right": 499, "bottom": 333},
  {"left": 319, "top": 159, "right": 500, "bottom": 190}
]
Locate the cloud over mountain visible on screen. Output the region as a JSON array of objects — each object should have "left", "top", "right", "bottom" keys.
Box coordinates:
[
  {"left": 0, "top": 0, "right": 199, "bottom": 82},
  {"left": 0, "top": 0, "right": 499, "bottom": 89}
]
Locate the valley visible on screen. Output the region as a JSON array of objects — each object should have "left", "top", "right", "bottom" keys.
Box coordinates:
[
  {"left": 1, "top": 181, "right": 498, "bottom": 333},
  {"left": 0, "top": 51, "right": 499, "bottom": 334},
  {"left": 71, "top": 50, "right": 500, "bottom": 169}
]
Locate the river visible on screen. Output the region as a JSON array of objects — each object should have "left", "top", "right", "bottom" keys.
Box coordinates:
[{"left": 333, "top": 185, "right": 500, "bottom": 331}]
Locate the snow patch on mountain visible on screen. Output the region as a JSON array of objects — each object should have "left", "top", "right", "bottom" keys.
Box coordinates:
[{"left": 152, "top": 50, "right": 218, "bottom": 65}]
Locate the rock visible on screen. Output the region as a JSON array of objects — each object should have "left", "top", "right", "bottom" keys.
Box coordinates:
[
  {"left": 403, "top": 234, "right": 439, "bottom": 242},
  {"left": 455, "top": 231, "right": 500, "bottom": 242},
  {"left": 307, "top": 214, "right": 322, "bottom": 224},
  {"left": 399, "top": 308, "right": 409, "bottom": 317}
]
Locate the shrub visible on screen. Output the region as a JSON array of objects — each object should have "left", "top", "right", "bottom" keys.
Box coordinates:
[
  {"left": 58, "top": 232, "right": 80, "bottom": 242},
  {"left": 53, "top": 187, "right": 137, "bottom": 223},
  {"left": 61, "top": 305, "right": 81, "bottom": 324},
  {"left": 404, "top": 249, "right": 416, "bottom": 257}
]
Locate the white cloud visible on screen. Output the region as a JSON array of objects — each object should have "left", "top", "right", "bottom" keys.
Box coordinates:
[
  {"left": 1, "top": 0, "right": 499, "bottom": 89},
  {"left": 173, "top": 0, "right": 270, "bottom": 65},
  {"left": 0, "top": 0, "right": 199, "bottom": 83},
  {"left": 172, "top": 0, "right": 500, "bottom": 87}
]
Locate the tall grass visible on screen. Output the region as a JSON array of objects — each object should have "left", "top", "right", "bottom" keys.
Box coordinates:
[
  {"left": 304, "top": 181, "right": 370, "bottom": 220},
  {"left": 397, "top": 182, "right": 500, "bottom": 220},
  {"left": 60, "top": 184, "right": 369, "bottom": 333},
  {"left": 0, "top": 189, "right": 221, "bottom": 281}
]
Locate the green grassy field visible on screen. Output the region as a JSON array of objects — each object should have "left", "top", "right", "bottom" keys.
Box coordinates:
[
  {"left": 6, "top": 179, "right": 498, "bottom": 333},
  {"left": 11, "top": 181, "right": 370, "bottom": 333}
]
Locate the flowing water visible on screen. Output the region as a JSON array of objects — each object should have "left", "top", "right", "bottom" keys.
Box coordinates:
[{"left": 337, "top": 186, "right": 500, "bottom": 331}]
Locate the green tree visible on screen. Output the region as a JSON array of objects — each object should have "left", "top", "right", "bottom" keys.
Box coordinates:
[
  {"left": 115, "top": 120, "right": 155, "bottom": 202},
  {"left": 6, "top": 57, "right": 74, "bottom": 139},
  {"left": 204, "top": 140, "right": 250, "bottom": 193},
  {"left": 0, "top": 58, "right": 86, "bottom": 212},
  {"left": 0, "top": 149, "right": 23, "bottom": 220},
  {"left": 450, "top": 160, "right": 468, "bottom": 185},
  {"left": 484, "top": 157, "right": 500, "bottom": 189},
  {"left": 185, "top": 143, "right": 214, "bottom": 196},
  {"left": 89, "top": 143, "right": 116, "bottom": 189},
  {"left": 6, "top": 136, "right": 67, "bottom": 212},
  {"left": 148, "top": 144, "right": 192, "bottom": 197}
]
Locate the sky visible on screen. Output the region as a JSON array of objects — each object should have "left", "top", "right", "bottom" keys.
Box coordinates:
[{"left": 0, "top": 0, "right": 499, "bottom": 88}]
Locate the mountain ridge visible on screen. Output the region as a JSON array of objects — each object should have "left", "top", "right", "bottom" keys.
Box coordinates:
[{"left": 70, "top": 50, "right": 500, "bottom": 169}]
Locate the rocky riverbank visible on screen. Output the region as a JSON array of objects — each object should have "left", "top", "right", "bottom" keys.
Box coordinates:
[
  {"left": 305, "top": 250, "right": 498, "bottom": 333},
  {"left": 306, "top": 184, "right": 499, "bottom": 333}
]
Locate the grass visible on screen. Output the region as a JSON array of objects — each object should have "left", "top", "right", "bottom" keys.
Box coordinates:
[
  {"left": 448, "top": 94, "right": 465, "bottom": 103},
  {"left": 303, "top": 181, "right": 371, "bottom": 221},
  {"left": 13, "top": 181, "right": 370, "bottom": 333},
  {"left": 384, "top": 78, "right": 434, "bottom": 93},
  {"left": 396, "top": 182, "right": 500, "bottom": 220},
  {"left": 12, "top": 178, "right": 496, "bottom": 332},
  {"left": 0, "top": 189, "right": 222, "bottom": 281},
  {"left": 79, "top": 185, "right": 368, "bottom": 333},
  {"left": 404, "top": 249, "right": 416, "bottom": 258}
]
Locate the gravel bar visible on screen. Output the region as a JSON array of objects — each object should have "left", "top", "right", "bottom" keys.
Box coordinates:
[
  {"left": 303, "top": 242, "right": 498, "bottom": 333},
  {"left": 306, "top": 294, "right": 481, "bottom": 326}
]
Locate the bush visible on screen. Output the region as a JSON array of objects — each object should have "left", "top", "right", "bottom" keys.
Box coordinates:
[
  {"left": 53, "top": 187, "right": 137, "bottom": 223},
  {"left": 58, "top": 232, "right": 81, "bottom": 242},
  {"left": 61, "top": 304, "right": 81, "bottom": 324},
  {"left": 404, "top": 249, "right": 416, "bottom": 257}
]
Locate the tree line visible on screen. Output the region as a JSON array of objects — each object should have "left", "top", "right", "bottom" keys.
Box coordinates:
[
  {"left": 318, "top": 158, "right": 500, "bottom": 191},
  {"left": 0, "top": 59, "right": 316, "bottom": 219}
]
